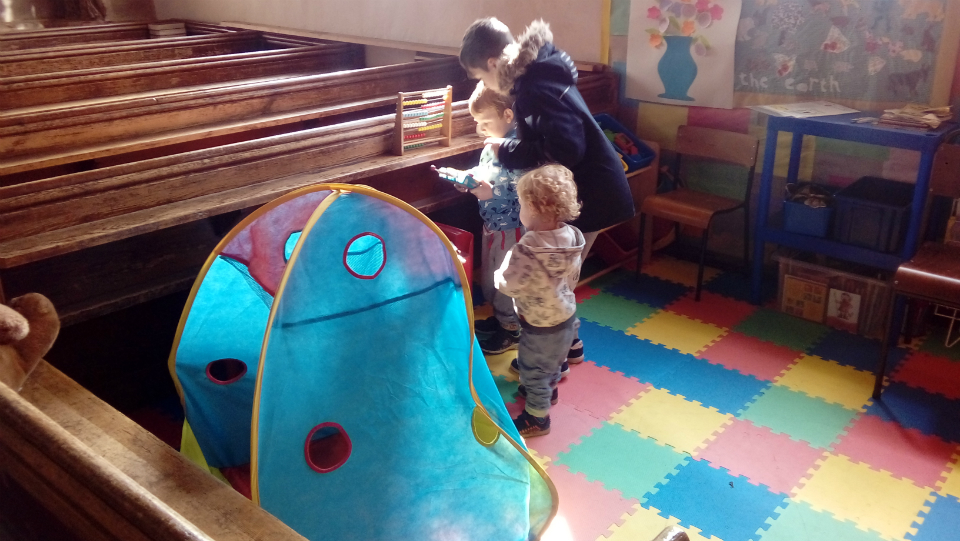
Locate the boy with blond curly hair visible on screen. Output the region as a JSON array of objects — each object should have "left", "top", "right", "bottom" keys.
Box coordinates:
[{"left": 494, "top": 164, "right": 585, "bottom": 437}]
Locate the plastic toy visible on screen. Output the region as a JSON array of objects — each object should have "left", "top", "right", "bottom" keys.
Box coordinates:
[{"left": 435, "top": 166, "right": 481, "bottom": 189}]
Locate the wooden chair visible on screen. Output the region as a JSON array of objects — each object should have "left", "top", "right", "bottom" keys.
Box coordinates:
[
  {"left": 635, "top": 125, "right": 759, "bottom": 300},
  {"left": 874, "top": 133, "right": 960, "bottom": 398}
]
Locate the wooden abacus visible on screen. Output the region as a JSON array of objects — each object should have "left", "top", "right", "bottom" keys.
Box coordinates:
[{"left": 393, "top": 85, "right": 453, "bottom": 156}]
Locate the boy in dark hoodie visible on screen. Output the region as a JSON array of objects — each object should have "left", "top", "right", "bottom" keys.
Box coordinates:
[{"left": 460, "top": 17, "right": 635, "bottom": 370}]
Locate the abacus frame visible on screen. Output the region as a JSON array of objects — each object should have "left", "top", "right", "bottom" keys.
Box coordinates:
[{"left": 392, "top": 85, "right": 453, "bottom": 156}]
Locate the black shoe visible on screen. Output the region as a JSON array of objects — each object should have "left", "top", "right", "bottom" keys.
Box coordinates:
[
  {"left": 568, "top": 338, "right": 584, "bottom": 364},
  {"left": 517, "top": 385, "right": 559, "bottom": 405},
  {"left": 479, "top": 326, "right": 520, "bottom": 354},
  {"left": 474, "top": 316, "right": 501, "bottom": 335},
  {"left": 513, "top": 410, "right": 551, "bottom": 437},
  {"left": 511, "top": 358, "right": 569, "bottom": 379}
]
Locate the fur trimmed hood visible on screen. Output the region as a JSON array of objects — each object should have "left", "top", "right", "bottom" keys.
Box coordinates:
[{"left": 494, "top": 20, "right": 575, "bottom": 95}]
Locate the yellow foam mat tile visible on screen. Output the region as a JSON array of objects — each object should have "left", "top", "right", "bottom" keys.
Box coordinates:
[
  {"left": 485, "top": 349, "right": 519, "bottom": 380},
  {"left": 529, "top": 448, "right": 552, "bottom": 471},
  {"left": 937, "top": 453, "right": 960, "bottom": 499},
  {"left": 603, "top": 504, "right": 716, "bottom": 541},
  {"left": 627, "top": 312, "right": 727, "bottom": 356},
  {"left": 643, "top": 256, "right": 721, "bottom": 289},
  {"left": 793, "top": 454, "right": 934, "bottom": 540},
  {"left": 611, "top": 387, "right": 733, "bottom": 455},
  {"left": 774, "top": 355, "right": 875, "bottom": 411}
]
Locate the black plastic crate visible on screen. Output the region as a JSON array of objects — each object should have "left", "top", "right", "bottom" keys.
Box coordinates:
[{"left": 832, "top": 176, "right": 913, "bottom": 253}]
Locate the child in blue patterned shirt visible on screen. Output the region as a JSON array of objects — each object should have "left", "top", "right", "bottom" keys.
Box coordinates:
[{"left": 435, "top": 82, "right": 527, "bottom": 354}]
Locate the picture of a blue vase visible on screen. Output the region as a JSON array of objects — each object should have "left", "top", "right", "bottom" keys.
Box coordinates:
[{"left": 657, "top": 35, "right": 697, "bottom": 101}]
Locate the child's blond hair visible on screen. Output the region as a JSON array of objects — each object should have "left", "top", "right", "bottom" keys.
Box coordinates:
[
  {"left": 468, "top": 81, "right": 514, "bottom": 117},
  {"left": 517, "top": 164, "right": 581, "bottom": 223}
]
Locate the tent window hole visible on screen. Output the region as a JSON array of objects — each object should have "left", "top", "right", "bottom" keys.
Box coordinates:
[
  {"left": 206, "top": 358, "right": 247, "bottom": 385},
  {"left": 343, "top": 233, "right": 385, "bottom": 279},
  {"left": 304, "top": 423, "right": 351, "bottom": 473},
  {"left": 284, "top": 231, "right": 302, "bottom": 262}
]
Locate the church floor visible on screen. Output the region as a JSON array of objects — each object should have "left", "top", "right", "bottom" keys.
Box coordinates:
[{"left": 481, "top": 254, "right": 960, "bottom": 541}]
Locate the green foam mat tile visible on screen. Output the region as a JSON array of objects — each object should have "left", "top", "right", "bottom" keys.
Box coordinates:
[
  {"left": 759, "top": 500, "right": 886, "bottom": 541},
  {"left": 739, "top": 385, "right": 860, "bottom": 449},
  {"left": 576, "top": 292, "right": 660, "bottom": 332},
  {"left": 734, "top": 309, "right": 829, "bottom": 351}
]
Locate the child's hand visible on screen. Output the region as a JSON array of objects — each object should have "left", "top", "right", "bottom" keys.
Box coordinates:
[{"left": 470, "top": 179, "right": 494, "bottom": 201}]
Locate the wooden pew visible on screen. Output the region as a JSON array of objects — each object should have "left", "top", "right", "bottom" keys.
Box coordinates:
[
  {"left": 1, "top": 42, "right": 365, "bottom": 109},
  {"left": 0, "top": 57, "right": 469, "bottom": 180},
  {"left": 0, "top": 361, "right": 307, "bottom": 541},
  {"left": 0, "top": 22, "right": 152, "bottom": 52}
]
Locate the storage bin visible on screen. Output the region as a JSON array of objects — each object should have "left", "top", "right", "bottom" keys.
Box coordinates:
[
  {"left": 774, "top": 251, "right": 891, "bottom": 338},
  {"left": 783, "top": 183, "right": 834, "bottom": 238},
  {"left": 833, "top": 176, "right": 913, "bottom": 253},
  {"left": 593, "top": 113, "right": 656, "bottom": 171},
  {"left": 436, "top": 223, "right": 474, "bottom": 286}
]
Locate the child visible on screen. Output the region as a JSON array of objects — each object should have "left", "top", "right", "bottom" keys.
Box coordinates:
[
  {"left": 494, "top": 164, "right": 584, "bottom": 437},
  {"left": 433, "top": 82, "right": 527, "bottom": 355},
  {"left": 460, "top": 17, "right": 635, "bottom": 368}
]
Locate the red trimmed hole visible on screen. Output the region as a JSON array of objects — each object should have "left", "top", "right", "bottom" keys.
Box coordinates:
[
  {"left": 305, "top": 423, "right": 351, "bottom": 473},
  {"left": 205, "top": 358, "right": 247, "bottom": 385}
]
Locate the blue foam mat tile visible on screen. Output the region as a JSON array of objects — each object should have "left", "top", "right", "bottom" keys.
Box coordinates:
[
  {"left": 655, "top": 357, "right": 769, "bottom": 415},
  {"left": 577, "top": 320, "right": 692, "bottom": 385},
  {"left": 807, "top": 329, "right": 910, "bottom": 373},
  {"left": 604, "top": 273, "right": 691, "bottom": 308},
  {"left": 704, "top": 270, "right": 777, "bottom": 304},
  {"left": 907, "top": 494, "right": 960, "bottom": 541},
  {"left": 866, "top": 381, "right": 960, "bottom": 444},
  {"left": 644, "top": 458, "right": 785, "bottom": 541}
]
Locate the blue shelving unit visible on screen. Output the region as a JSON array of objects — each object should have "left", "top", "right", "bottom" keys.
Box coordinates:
[{"left": 750, "top": 112, "right": 956, "bottom": 304}]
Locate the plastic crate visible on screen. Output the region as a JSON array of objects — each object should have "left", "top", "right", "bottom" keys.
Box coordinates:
[
  {"left": 783, "top": 183, "right": 834, "bottom": 238},
  {"left": 774, "top": 251, "right": 890, "bottom": 338},
  {"left": 833, "top": 176, "right": 913, "bottom": 253},
  {"left": 436, "top": 223, "right": 474, "bottom": 286},
  {"left": 593, "top": 113, "right": 656, "bottom": 171}
]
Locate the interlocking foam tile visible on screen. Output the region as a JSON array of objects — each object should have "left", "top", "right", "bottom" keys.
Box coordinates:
[
  {"left": 485, "top": 349, "right": 519, "bottom": 380},
  {"left": 651, "top": 357, "right": 768, "bottom": 415},
  {"left": 703, "top": 270, "right": 777, "bottom": 304},
  {"left": 697, "top": 332, "right": 802, "bottom": 381},
  {"left": 807, "top": 329, "right": 909, "bottom": 373},
  {"left": 474, "top": 302, "right": 493, "bottom": 321},
  {"left": 587, "top": 268, "right": 633, "bottom": 291},
  {"left": 739, "top": 385, "right": 860, "bottom": 449},
  {"left": 611, "top": 387, "right": 733, "bottom": 455},
  {"left": 555, "top": 422, "right": 689, "bottom": 501},
  {"left": 774, "top": 355, "right": 875, "bottom": 411},
  {"left": 505, "top": 398, "right": 525, "bottom": 419},
  {"left": 892, "top": 351, "right": 960, "bottom": 400},
  {"left": 938, "top": 456, "right": 960, "bottom": 499},
  {"left": 667, "top": 290, "right": 759, "bottom": 330},
  {"left": 696, "top": 418, "right": 824, "bottom": 495},
  {"left": 734, "top": 309, "right": 829, "bottom": 352},
  {"left": 576, "top": 292, "right": 660, "bottom": 332},
  {"left": 523, "top": 402, "right": 605, "bottom": 460},
  {"left": 557, "top": 361, "right": 650, "bottom": 420},
  {"left": 626, "top": 312, "right": 727, "bottom": 356},
  {"left": 758, "top": 500, "right": 886, "bottom": 541},
  {"left": 529, "top": 448, "right": 552, "bottom": 471},
  {"left": 865, "top": 382, "right": 960, "bottom": 444},
  {"left": 604, "top": 273, "right": 691, "bottom": 309},
  {"left": 577, "top": 321, "right": 692, "bottom": 385},
  {"left": 645, "top": 458, "right": 786, "bottom": 541},
  {"left": 575, "top": 282, "right": 603, "bottom": 303},
  {"left": 538, "top": 464, "right": 640, "bottom": 541},
  {"left": 908, "top": 494, "right": 960, "bottom": 541},
  {"left": 792, "top": 454, "right": 935, "bottom": 541},
  {"left": 642, "top": 256, "right": 722, "bottom": 289},
  {"left": 832, "top": 414, "right": 958, "bottom": 489},
  {"left": 604, "top": 504, "right": 713, "bottom": 541},
  {"left": 493, "top": 374, "right": 520, "bottom": 405},
  {"left": 917, "top": 327, "right": 960, "bottom": 362}
]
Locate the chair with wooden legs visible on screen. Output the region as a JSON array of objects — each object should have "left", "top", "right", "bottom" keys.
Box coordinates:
[
  {"left": 874, "top": 132, "right": 960, "bottom": 398},
  {"left": 635, "top": 125, "right": 759, "bottom": 300}
]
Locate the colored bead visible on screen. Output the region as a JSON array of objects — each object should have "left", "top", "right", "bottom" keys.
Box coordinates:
[{"left": 402, "top": 99, "right": 427, "bottom": 106}]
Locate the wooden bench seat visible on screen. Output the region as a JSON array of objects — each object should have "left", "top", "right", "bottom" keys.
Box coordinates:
[
  {"left": 0, "top": 57, "right": 469, "bottom": 179},
  {"left": 0, "top": 22, "right": 152, "bottom": 51},
  {"left": 1, "top": 42, "right": 365, "bottom": 109}
]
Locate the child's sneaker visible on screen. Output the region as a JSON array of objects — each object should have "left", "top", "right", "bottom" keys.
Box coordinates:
[
  {"left": 513, "top": 410, "right": 551, "bottom": 437},
  {"left": 474, "top": 316, "right": 501, "bottom": 335},
  {"left": 516, "top": 385, "right": 559, "bottom": 405},
  {"left": 479, "top": 326, "right": 520, "bottom": 354},
  {"left": 567, "top": 338, "right": 584, "bottom": 364},
  {"left": 511, "top": 358, "right": 570, "bottom": 379}
]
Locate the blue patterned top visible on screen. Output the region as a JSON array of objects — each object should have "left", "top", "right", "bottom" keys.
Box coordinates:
[{"left": 469, "top": 128, "right": 524, "bottom": 232}]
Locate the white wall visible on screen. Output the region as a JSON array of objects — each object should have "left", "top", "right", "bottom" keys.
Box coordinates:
[{"left": 153, "top": 0, "right": 603, "bottom": 62}]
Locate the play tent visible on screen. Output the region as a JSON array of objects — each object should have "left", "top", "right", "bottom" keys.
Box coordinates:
[{"left": 167, "top": 183, "right": 556, "bottom": 541}]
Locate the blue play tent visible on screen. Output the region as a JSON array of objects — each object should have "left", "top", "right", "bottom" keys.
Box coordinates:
[{"left": 168, "top": 183, "right": 556, "bottom": 540}]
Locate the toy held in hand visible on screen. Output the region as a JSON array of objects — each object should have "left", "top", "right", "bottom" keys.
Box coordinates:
[{"left": 436, "top": 167, "right": 481, "bottom": 189}]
